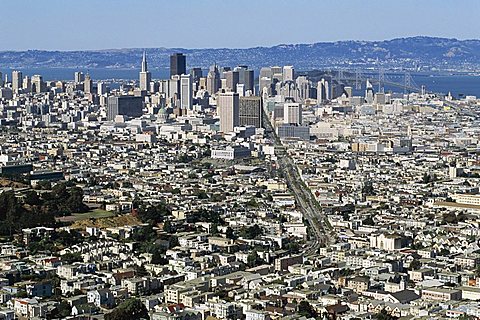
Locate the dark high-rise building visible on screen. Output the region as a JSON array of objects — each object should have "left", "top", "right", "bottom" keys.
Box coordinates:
[
  {"left": 244, "top": 69, "right": 254, "bottom": 93},
  {"left": 225, "top": 71, "right": 239, "bottom": 92},
  {"left": 170, "top": 53, "right": 186, "bottom": 77},
  {"left": 190, "top": 68, "right": 203, "bottom": 82},
  {"left": 74, "top": 71, "right": 85, "bottom": 83},
  {"left": 207, "top": 65, "right": 220, "bottom": 95},
  {"left": 239, "top": 96, "right": 263, "bottom": 128},
  {"left": 233, "top": 66, "right": 254, "bottom": 94},
  {"left": 107, "top": 96, "right": 143, "bottom": 121},
  {"left": 31, "top": 75, "right": 46, "bottom": 93}
]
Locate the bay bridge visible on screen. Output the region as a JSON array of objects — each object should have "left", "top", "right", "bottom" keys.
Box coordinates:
[{"left": 309, "top": 68, "right": 423, "bottom": 94}]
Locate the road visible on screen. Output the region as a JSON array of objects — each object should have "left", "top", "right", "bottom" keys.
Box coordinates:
[{"left": 262, "top": 110, "right": 334, "bottom": 256}]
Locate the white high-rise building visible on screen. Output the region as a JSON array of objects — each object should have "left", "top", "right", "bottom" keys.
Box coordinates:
[
  {"left": 284, "top": 102, "right": 302, "bottom": 125},
  {"left": 12, "top": 70, "right": 23, "bottom": 93},
  {"left": 365, "top": 80, "right": 374, "bottom": 104},
  {"left": 236, "top": 83, "right": 245, "bottom": 97},
  {"left": 169, "top": 75, "right": 180, "bottom": 106},
  {"left": 317, "top": 81, "right": 324, "bottom": 104},
  {"left": 31, "top": 75, "right": 45, "bottom": 93},
  {"left": 283, "top": 66, "right": 295, "bottom": 82},
  {"left": 271, "top": 66, "right": 283, "bottom": 81},
  {"left": 259, "top": 76, "right": 272, "bottom": 96},
  {"left": 97, "top": 82, "right": 107, "bottom": 95},
  {"left": 74, "top": 71, "right": 85, "bottom": 83},
  {"left": 218, "top": 92, "right": 239, "bottom": 133},
  {"left": 317, "top": 78, "right": 330, "bottom": 103},
  {"left": 180, "top": 74, "right": 193, "bottom": 110},
  {"left": 159, "top": 80, "right": 170, "bottom": 95},
  {"left": 295, "top": 76, "right": 310, "bottom": 102},
  {"left": 22, "top": 76, "right": 32, "bottom": 93},
  {"left": 84, "top": 74, "right": 93, "bottom": 94}
]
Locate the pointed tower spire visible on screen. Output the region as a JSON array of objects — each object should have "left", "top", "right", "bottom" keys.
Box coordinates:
[{"left": 139, "top": 50, "right": 151, "bottom": 92}]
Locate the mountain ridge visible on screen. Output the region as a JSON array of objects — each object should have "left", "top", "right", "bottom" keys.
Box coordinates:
[{"left": 1, "top": 36, "right": 480, "bottom": 70}]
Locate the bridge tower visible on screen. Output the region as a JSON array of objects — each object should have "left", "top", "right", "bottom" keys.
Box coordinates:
[
  {"left": 404, "top": 72, "right": 412, "bottom": 94},
  {"left": 355, "top": 68, "right": 362, "bottom": 90},
  {"left": 378, "top": 67, "right": 385, "bottom": 93},
  {"left": 337, "top": 69, "right": 345, "bottom": 83}
]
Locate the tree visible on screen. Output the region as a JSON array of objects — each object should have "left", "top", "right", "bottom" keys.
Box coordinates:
[
  {"left": 363, "top": 216, "right": 375, "bottom": 226},
  {"left": 151, "top": 251, "right": 168, "bottom": 265},
  {"left": 194, "top": 190, "right": 208, "bottom": 199},
  {"left": 169, "top": 235, "right": 179, "bottom": 248},
  {"left": 62, "top": 252, "right": 83, "bottom": 264},
  {"left": 55, "top": 230, "right": 83, "bottom": 247},
  {"left": 163, "top": 220, "right": 174, "bottom": 233},
  {"left": 52, "top": 183, "right": 68, "bottom": 200},
  {"left": 133, "top": 225, "right": 157, "bottom": 242},
  {"left": 225, "top": 227, "right": 236, "bottom": 240},
  {"left": 24, "top": 190, "right": 41, "bottom": 206},
  {"left": 297, "top": 300, "right": 317, "bottom": 318},
  {"left": 65, "top": 187, "right": 89, "bottom": 213},
  {"left": 36, "top": 180, "right": 52, "bottom": 190},
  {"left": 240, "top": 224, "right": 262, "bottom": 239},
  {"left": 422, "top": 173, "right": 437, "bottom": 184},
  {"left": 247, "top": 251, "right": 263, "bottom": 267},
  {"left": 137, "top": 202, "right": 170, "bottom": 224},
  {"left": 375, "top": 309, "right": 398, "bottom": 320},
  {"left": 246, "top": 198, "right": 259, "bottom": 207},
  {"left": 0, "top": 191, "right": 26, "bottom": 235},
  {"left": 475, "top": 265, "right": 480, "bottom": 278},
  {"left": 210, "top": 223, "right": 219, "bottom": 235},
  {"left": 409, "top": 259, "right": 421, "bottom": 270},
  {"left": 189, "top": 209, "right": 225, "bottom": 225},
  {"left": 362, "top": 180, "right": 375, "bottom": 196},
  {"left": 285, "top": 241, "right": 300, "bottom": 254},
  {"left": 105, "top": 298, "right": 150, "bottom": 320},
  {"left": 135, "top": 265, "right": 148, "bottom": 277},
  {"left": 48, "top": 301, "right": 71, "bottom": 319}
]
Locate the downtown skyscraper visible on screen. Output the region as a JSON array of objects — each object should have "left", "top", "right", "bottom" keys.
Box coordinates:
[
  {"left": 218, "top": 92, "right": 239, "bottom": 133},
  {"left": 170, "top": 53, "right": 186, "bottom": 77},
  {"left": 12, "top": 70, "right": 22, "bottom": 93},
  {"left": 139, "top": 51, "right": 151, "bottom": 92}
]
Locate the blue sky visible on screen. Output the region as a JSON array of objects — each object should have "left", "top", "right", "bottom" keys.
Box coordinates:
[{"left": 0, "top": 0, "right": 479, "bottom": 50}]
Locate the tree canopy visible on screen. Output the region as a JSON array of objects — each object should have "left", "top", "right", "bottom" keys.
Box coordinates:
[
  {"left": 105, "top": 298, "right": 149, "bottom": 320},
  {"left": 0, "top": 182, "right": 89, "bottom": 235},
  {"left": 240, "top": 224, "right": 263, "bottom": 239},
  {"left": 297, "top": 300, "right": 317, "bottom": 318}
]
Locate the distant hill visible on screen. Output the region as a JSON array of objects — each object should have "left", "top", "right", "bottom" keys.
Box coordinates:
[{"left": 1, "top": 36, "right": 480, "bottom": 70}]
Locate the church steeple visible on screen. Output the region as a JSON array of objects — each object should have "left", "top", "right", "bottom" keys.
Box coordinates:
[{"left": 141, "top": 50, "right": 148, "bottom": 72}]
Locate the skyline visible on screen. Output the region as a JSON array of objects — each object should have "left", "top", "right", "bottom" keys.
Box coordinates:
[
  {"left": 1, "top": 0, "right": 480, "bottom": 51},
  {"left": 2, "top": 1, "right": 480, "bottom": 319}
]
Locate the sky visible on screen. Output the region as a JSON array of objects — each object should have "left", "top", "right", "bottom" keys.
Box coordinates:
[{"left": 0, "top": 0, "right": 479, "bottom": 51}]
